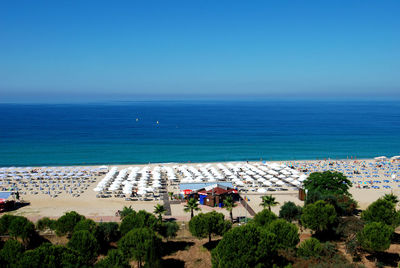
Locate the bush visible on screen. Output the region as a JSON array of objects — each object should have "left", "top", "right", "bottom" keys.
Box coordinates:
[
  {"left": 357, "top": 222, "right": 393, "bottom": 253},
  {"left": 8, "top": 216, "right": 35, "bottom": 243},
  {"left": 68, "top": 230, "right": 99, "bottom": 264},
  {"left": 0, "top": 239, "right": 25, "bottom": 266},
  {"left": 189, "top": 211, "right": 231, "bottom": 242},
  {"left": 301, "top": 200, "right": 337, "bottom": 234},
  {"left": 95, "top": 222, "right": 121, "bottom": 250},
  {"left": 361, "top": 198, "right": 400, "bottom": 227},
  {"left": 36, "top": 217, "right": 57, "bottom": 231},
  {"left": 253, "top": 209, "right": 278, "bottom": 227},
  {"left": 119, "top": 210, "right": 159, "bottom": 236},
  {"left": 55, "top": 211, "right": 85, "bottom": 236},
  {"left": 212, "top": 224, "right": 278, "bottom": 267},
  {"left": 297, "top": 238, "right": 323, "bottom": 259},
  {"left": 18, "top": 243, "right": 85, "bottom": 267},
  {"left": 279, "top": 201, "right": 302, "bottom": 222},
  {"left": 118, "top": 227, "right": 162, "bottom": 268},
  {"left": 73, "top": 219, "right": 97, "bottom": 234},
  {"left": 95, "top": 249, "right": 129, "bottom": 268},
  {"left": 267, "top": 219, "right": 299, "bottom": 249},
  {"left": 160, "top": 221, "right": 179, "bottom": 240}
]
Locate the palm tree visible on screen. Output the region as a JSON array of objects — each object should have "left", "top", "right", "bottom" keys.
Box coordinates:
[
  {"left": 223, "top": 195, "right": 237, "bottom": 222},
  {"left": 154, "top": 204, "right": 166, "bottom": 223},
  {"left": 260, "top": 195, "right": 279, "bottom": 211},
  {"left": 184, "top": 198, "right": 201, "bottom": 219},
  {"left": 383, "top": 193, "right": 399, "bottom": 206},
  {"left": 168, "top": 192, "right": 174, "bottom": 200}
]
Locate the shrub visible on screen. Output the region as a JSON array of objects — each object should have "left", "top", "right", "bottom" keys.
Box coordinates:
[
  {"left": 119, "top": 210, "right": 158, "bottom": 236},
  {"left": 95, "top": 222, "right": 121, "bottom": 250},
  {"left": 68, "top": 230, "right": 99, "bottom": 264},
  {"left": 118, "top": 227, "right": 162, "bottom": 268},
  {"left": 301, "top": 201, "right": 337, "bottom": 234},
  {"left": 160, "top": 221, "right": 179, "bottom": 240},
  {"left": 73, "top": 219, "right": 97, "bottom": 234},
  {"left": 267, "top": 219, "right": 299, "bottom": 249},
  {"left": 55, "top": 211, "right": 85, "bottom": 236},
  {"left": 189, "top": 211, "right": 231, "bottom": 242},
  {"left": 0, "top": 239, "right": 25, "bottom": 266},
  {"left": 357, "top": 222, "right": 393, "bottom": 253},
  {"left": 36, "top": 217, "right": 57, "bottom": 231},
  {"left": 95, "top": 249, "right": 129, "bottom": 268},
  {"left": 361, "top": 198, "right": 400, "bottom": 227},
  {"left": 253, "top": 209, "right": 278, "bottom": 227},
  {"left": 297, "top": 238, "right": 323, "bottom": 259},
  {"left": 279, "top": 201, "right": 302, "bottom": 222}
]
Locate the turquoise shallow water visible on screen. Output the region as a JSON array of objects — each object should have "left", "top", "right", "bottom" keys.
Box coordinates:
[{"left": 0, "top": 101, "right": 399, "bottom": 166}]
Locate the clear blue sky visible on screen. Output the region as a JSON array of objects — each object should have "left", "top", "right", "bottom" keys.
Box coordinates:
[{"left": 1, "top": 0, "right": 399, "bottom": 102}]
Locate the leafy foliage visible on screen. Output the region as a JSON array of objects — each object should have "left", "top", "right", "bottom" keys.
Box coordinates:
[
  {"left": 68, "top": 230, "right": 99, "bottom": 264},
  {"left": 36, "top": 217, "right": 57, "bottom": 231},
  {"left": 268, "top": 219, "right": 299, "bottom": 249},
  {"left": 357, "top": 222, "right": 393, "bottom": 253},
  {"left": 153, "top": 204, "right": 166, "bottom": 223},
  {"left": 119, "top": 206, "right": 135, "bottom": 219},
  {"left": 253, "top": 209, "right": 278, "bottom": 227},
  {"left": 279, "top": 201, "right": 302, "bottom": 222},
  {"left": 301, "top": 200, "right": 337, "bottom": 234},
  {"left": 184, "top": 198, "right": 201, "bottom": 219},
  {"left": 212, "top": 223, "right": 278, "bottom": 268},
  {"left": 119, "top": 210, "right": 159, "bottom": 236},
  {"left": 73, "top": 219, "right": 97, "bottom": 234},
  {"left": 189, "top": 211, "right": 231, "bottom": 242},
  {"left": 0, "top": 239, "right": 25, "bottom": 266},
  {"left": 159, "top": 221, "right": 179, "bottom": 240},
  {"left": 382, "top": 193, "right": 399, "bottom": 204},
  {"left": 223, "top": 195, "right": 237, "bottom": 222},
  {"left": 0, "top": 215, "right": 17, "bottom": 235},
  {"left": 303, "top": 171, "right": 352, "bottom": 197},
  {"left": 8, "top": 216, "right": 36, "bottom": 243},
  {"left": 95, "top": 222, "right": 121, "bottom": 250},
  {"left": 118, "top": 227, "right": 162, "bottom": 268},
  {"left": 361, "top": 198, "right": 400, "bottom": 227},
  {"left": 55, "top": 211, "right": 85, "bottom": 236},
  {"left": 95, "top": 249, "right": 130, "bottom": 268},
  {"left": 260, "top": 195, "right": 279, "bottom": 211},
  {"left": 18, "top": 243, "right": 85, "bottom": 267},
  {"left": 297, "top": 238, "right": 323, "bottom": 259}
]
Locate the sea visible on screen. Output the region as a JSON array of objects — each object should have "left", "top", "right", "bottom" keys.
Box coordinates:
[{"left": 0, "top": 100, "right": 399, "bottom": 167}]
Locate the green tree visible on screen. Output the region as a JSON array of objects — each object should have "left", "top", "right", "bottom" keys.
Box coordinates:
[
  {"left": 301, "top": 200, "right": 337, "bottom": 234},
  {"left": 253, "top": 209, "right": 278, "bottom": 227},
  {"left": 8, "top": 216, "right": 35, "bottom": 244},
  {"left": 95, "top": 222, "right": 121, "bottom": 250},
  {"left": 297, "top": 238, "right": 323, "bottom": 259},
  {"left": 95, "top": 249, "right": 130, "bottom": 268},
  {"left": 223, "top": 195, "right": 237, "bottom": 222},
  {"left": 361, "top": 198, "right": 400, "bottom": 227},
  {"left": 73, "top": 218, "right": 97, "bottom": 234},
  {"left": 119, "top": 210, "right": 159, "bottom": 236},
  {"left": 55, "top": 211, "right": 85, "bottom": 236},
  {"left": 303, "top": 171, "right": 352, "bottom": 196},
  {"left": 0, "top": 215, "right": 17, "bottom": 235},
  {"left": 279, "top": 201, "right": 302, "bottom": 222},
  {"left": 267, "top": 219, "right": 299, "bottom": 249},
  {"left": 212, "top": 223, "right": 278, "bottom": 268},
  {"left": 159, "top": 221, "right": 179, "bottom": 241},
  {"left": 260, "top": 195, "right": 279, "bottom": 211},
  {"left": 118, "top": 227, "right": 162, "bottom": 268},
  {"left": 67, "top": 230, "right": 99, "bottom": 264},
  {"left": 383, "top": 193, "right": 399, "bottom": 205},
  {"left": 18, "top": 243, "right": 85, "bottom": 268},
  {"left": 36, "top": 217, "right": 57, "bottom": 231},
  {"left": 0, "top": 239, "right": 25, "bottom": 266},
  {"left": 153, "top": 204, "right": 166, "bottom": 223},
  {"left": 184, "top": 198, "right": 201, "bottom": 219},
  {"left": 189, "top": 211, "right": 231, "bottom": 242},
  {"left": 357, "top": 222, "right": 393, "bottom": 253},
  {"left": 119, "top": 206, "right": 135, "bottom": 219}
]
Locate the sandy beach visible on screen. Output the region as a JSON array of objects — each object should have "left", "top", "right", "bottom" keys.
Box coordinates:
[{"left": 2, "top": 159, "right": 399, "bottom": 222}]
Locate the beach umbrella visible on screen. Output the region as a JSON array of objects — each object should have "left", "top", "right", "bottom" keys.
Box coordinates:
[{"left": 257, "top": 188, "right": 267, "bottom": 193}]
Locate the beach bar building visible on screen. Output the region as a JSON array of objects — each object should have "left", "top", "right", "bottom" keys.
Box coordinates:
[{"left": 179, "top": 182, "right": 238, "bottom": 207}]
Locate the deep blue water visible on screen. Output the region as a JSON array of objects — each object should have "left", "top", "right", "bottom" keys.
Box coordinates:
[{"left": 0, "top": 101, "right": 400, "bottom": 167}]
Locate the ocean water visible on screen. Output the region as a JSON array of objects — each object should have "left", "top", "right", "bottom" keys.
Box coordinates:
[{"left": 0, "top": 101, "right": 399, "bottom": 167}]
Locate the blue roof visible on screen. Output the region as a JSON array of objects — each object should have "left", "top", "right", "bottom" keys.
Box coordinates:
[
  {"left": 179, "top": 182, "right": 233, "bottom": 191},
  {"left": 0, "top": 192, "right": 12, "bottom": 199}
]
